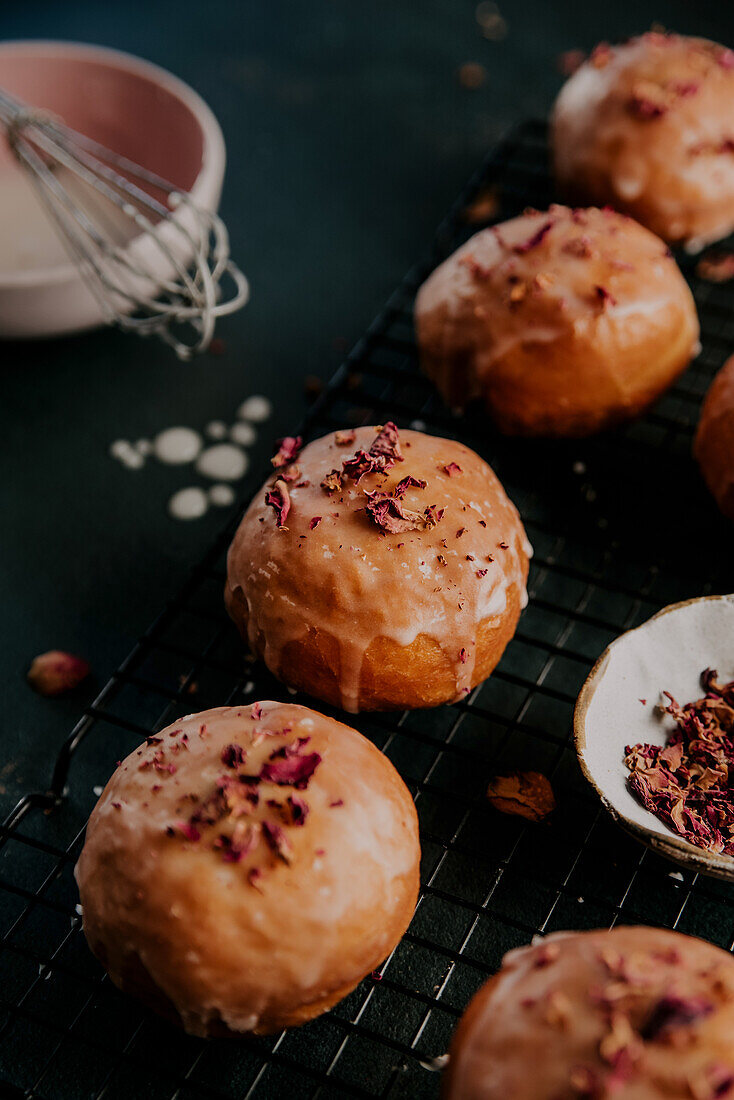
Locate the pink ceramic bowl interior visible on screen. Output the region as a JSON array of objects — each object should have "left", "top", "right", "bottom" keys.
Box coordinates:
[{"left": 0, "top": 41, "right": 226, "bottom": 337}]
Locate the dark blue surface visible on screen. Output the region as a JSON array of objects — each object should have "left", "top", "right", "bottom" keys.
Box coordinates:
[{"left": 2, "top": 0, "right": 733, "bottom": 813}]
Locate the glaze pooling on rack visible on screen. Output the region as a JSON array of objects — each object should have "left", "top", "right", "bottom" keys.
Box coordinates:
[{"left": 225, "top": 426, "right": 531, "bottom": 712}]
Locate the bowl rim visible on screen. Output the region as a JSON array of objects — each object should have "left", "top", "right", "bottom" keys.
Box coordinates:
[
  {"left": 0, "top": 39, "right": 226, "bottom": 288},
  {"left": 573, "top": 593, "right": 734, "bottom": 882}
]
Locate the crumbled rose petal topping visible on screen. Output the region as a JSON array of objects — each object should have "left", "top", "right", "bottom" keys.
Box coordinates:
[
  {"left": 221, "top": 743, "right": 247, "bottom": 768},
  {"left": 271, "top": 436, "right": 303, "bottom": 469},
  {"left": 260, "top": 738, "right": 322, "bottom": 789},
  {"left": 514, "top": 219, "right": 554, "bottom": 253},
  {"left": 341, "top": 422, "right": 404, "bottom": 483},
  {"left": 165, "top": 726, "right": 326, "bottom": 885},
  {"left": 265, "top": 478, "right": 290, "bottom": 527}
]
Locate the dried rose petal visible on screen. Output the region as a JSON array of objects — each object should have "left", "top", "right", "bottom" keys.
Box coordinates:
[
  {"left": 442, "top": 462, "right": 463, "bottom": 477},
  {"left": 562, "top": 236, "right": 593, "bottom": 258},
  {"left": 265, "top": 478, "right": 290, "bottom": 527},
  {"left": 271, "top": 435, "right": 303, "bottom": 469},
  {"left": 309, "top": 516, "right": 322, "bottom": 529},
  {"left": 424, "top": 504, "right": 445, "bottom": 527},
  {"left": 262, "top": 819, "right": 293, "bottom": 863},
  {"left": 486, "top": 771, "right": 556, "bottom": 821},
  {"left": 459, "top": 254, "right": 492, "bottom": 280},
  {"left": 260, "top": 739, "right": 322, "bottom": 789},
  {"left": 364, "top": 490, "right": 430, "bottom": 534},
  {"left": 514, "top": 219, "right": 554, "bottom": 253},
  {"left": 394, "top": 475, "right": 427, "bottom": 497},
  {"left": 628, "top": 83, "right": 668, "bottom": 119},
  {"left": 321, "top": 469, "right": 343, "bottom": 493},
  {"left": 642, "top": 994, "right": 714, "bottom": 1040},
  {"left": 625, "top": 669, "right": 734, "bottom": 856},
  {"left": 27, "top": 650, "right": 90, "bottom": 696},
  {"left": 286, "top": 794, "right": 309, "bottom": 826},
  {"left": 221, "top": 743, "right": 247, "bottom": 768},
  {"left": 594, "top": 285, "right": 617, "bottom": 308},
  {"left": 590, "top": 42, "right": 612, "bottom": 68}
]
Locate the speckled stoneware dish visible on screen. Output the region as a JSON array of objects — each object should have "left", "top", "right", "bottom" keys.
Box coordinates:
[{"left": 574, "top": 593, "right": 734, "bottom": 881}]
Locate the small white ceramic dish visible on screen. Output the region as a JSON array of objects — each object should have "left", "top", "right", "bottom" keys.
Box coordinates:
[
  {"left": 0, "top": 40, "right": 226, "bottom": 338},
  {"left": 574, "top": 594, "right": 734, "bottom": 881}
]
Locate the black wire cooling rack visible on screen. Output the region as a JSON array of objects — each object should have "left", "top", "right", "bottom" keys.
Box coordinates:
[{"left": 2, "top": 118, "right": 734, "bottom": 1100}]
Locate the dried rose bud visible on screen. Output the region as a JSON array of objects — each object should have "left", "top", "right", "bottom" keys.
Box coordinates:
[
  {"left": 27, "top": 650, "right": 90, "bottom": 696},
  {"left": 487, "top": 771, "right": 556, "bottom": 821}
]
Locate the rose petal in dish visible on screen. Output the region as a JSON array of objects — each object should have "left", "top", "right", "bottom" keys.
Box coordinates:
[{"left": 574, "top": 594, "right": 734, "bottom": 881}]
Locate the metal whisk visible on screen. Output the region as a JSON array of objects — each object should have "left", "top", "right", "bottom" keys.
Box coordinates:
[{"left": 0, "top": 86, "right": 249, "bottom": 359}]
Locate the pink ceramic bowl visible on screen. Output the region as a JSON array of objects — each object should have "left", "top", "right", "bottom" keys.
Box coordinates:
[{"left": 0, "top": 40, "right": 226, "bottom": 338}]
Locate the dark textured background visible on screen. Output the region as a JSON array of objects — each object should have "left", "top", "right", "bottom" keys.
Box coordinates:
[{"left": 2, "top": 0, "right": 733, "bottom": 814}]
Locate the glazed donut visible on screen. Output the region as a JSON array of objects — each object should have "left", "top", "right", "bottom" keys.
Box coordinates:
[
  {"left": 552, "top": 32, "right": 734, "bottom": 248},
  {"left": 415, "top": 205, "right": 699, "bottom": 436},
  {"left": 225, "top": 424, "right": 530, "bottom": 712},
  {"left": 694, "top": 354, "right": 734, "bottom": 521},
  {"left": 75, "top": 702, "right": 420, "bottom": 1037},
  {"left": 444, "top": 927, "right": 734, "bottom": 1099}
]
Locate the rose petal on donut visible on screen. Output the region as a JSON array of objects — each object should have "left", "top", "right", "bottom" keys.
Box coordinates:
[
  {"left": 221, "top": 743, "right": 247, "bottom": 769},
  {"left": 260, "top": 741, "right": 322, "bottom": 788},
  {"left": 642, "top": 995, "right": 715, "bottom": 1041},
  {"left": 394, "top": 475, "right": 427, "bottom": 496},
  {"left": 364, "top": 490, "right": 429, "bottom": 534},
  {"left": 271, "top": 436, "right": 303, "bottom": 469},
  {"left": 262, "top": 820, "right": 293, "bottom": 863},
  {"left": 265, "top": 479, "right": 291, "bottom": 527}
]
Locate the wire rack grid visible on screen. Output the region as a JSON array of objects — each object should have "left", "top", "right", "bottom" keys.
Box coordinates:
[{"left": 1, "top": 118, "right": 733, "bottom": 1100}]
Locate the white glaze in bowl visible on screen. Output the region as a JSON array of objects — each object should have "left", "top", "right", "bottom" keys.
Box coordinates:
[{"left": 0, "top": 40, "right": 226, "bottom": 338}]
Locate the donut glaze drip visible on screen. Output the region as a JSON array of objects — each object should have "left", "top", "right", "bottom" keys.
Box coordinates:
[{"left": 225, "top": 427, "right": 531, "bottom": 712}]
